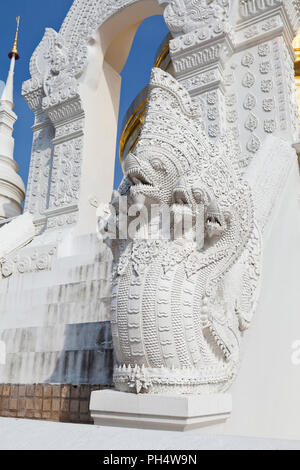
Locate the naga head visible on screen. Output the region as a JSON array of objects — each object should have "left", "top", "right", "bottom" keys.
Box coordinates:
[
  {"left": 172, "top": 172, "right": 229, "bottom": 246},
  {"left": 123, "top": 68, "right": 203, "bottom": 206},
  {"left": 124, "top": 149, "right": 185, "bottom": 205},
  {"left": 120, "top": 68, "right": 252, "bottom": 256}
]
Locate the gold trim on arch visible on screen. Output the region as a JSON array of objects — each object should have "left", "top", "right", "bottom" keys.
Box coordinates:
[
  {"left": 118, "top": 99, "right": 147, "bottom": 166},
  {"left": 119, "top": 43, "right": 170, "bottom": 166},
  {"left": 154, "top": 43, "right": 171, "bottom": 69}
]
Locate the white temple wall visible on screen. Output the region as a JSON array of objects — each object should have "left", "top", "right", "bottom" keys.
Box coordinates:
[
  {"left": 0, "top": 234, "right": 113, "bottom": 385},
  {"left": 183, "top": 140, "right": 300, "bottom": 440},
  {"left": 225, "top": 151, "right": 300, "bottom": 441}
]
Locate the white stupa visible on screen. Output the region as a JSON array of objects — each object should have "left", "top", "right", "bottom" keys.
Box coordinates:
[{"left": 0, "top": 17, "right": 25, "bottom": 220}]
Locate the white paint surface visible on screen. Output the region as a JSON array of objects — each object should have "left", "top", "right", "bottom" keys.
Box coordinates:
[{"left": 0, "top": 418, "right": 299, "bottom": 450}]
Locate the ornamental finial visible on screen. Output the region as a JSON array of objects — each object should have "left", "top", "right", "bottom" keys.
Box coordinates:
[{"left": 8, "top": 16, "right": 20, "bottom": 60}]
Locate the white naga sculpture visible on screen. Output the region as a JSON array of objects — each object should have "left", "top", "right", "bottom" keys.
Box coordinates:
[{"left": 101, "top": 68, "right": 261, "bottom": 395}]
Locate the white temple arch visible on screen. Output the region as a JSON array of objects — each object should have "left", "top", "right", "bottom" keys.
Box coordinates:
[
  {"left": 22, "top": 0, "right": 164, "bottom": 236},
  {"left": 75, "top": 2, "right": 164, "bottom": 235},
  {"left": 21, "top": 0, "right": 300, "bottom": 237}
]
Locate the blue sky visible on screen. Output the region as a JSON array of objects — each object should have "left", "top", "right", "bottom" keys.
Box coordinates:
[
  {"left": 0, "top": 1, "right": 168, "bottom": 192},
  {"left": 114, "top": 15, "right": 169, "bottom": 187}
]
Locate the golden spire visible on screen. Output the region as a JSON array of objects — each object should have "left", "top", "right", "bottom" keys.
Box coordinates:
[{"left": 8, "top": 16, "right": 20, "bottom": 61}]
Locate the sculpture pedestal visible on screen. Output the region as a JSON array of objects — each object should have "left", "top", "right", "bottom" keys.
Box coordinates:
[{"left": 90, "top": 390, "right": 232, "bottom": 432}]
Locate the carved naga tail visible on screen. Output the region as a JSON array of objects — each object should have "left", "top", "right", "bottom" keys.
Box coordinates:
[{"left": 108, "top": 68, "right": 260, "bottom": 395}]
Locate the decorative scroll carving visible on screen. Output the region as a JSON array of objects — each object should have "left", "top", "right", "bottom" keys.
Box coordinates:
[
  {"left": 239, "top": 0, "right": 300, "bottom": 35},
  {"left": 49, "top": 138, "right": 83, "bottom": 209},
  {"left": 22, "top": 25, "right": 84, "bottom": 228},
  {"left": 239, "top": 0, "right": 280, "bottom": 18},
  {"left": 100, "top": 68, "right": 261, "bottom": 394},
  {"left": 159, "top": 0, "right": 231, "bottom": 36},
  {"left": 1, "top": 245, "right": 57, "bottom": 279}
]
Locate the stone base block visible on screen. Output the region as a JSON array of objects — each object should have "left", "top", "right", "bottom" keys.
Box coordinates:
[{"left": 90, "top": 390, "right": 232, "bottom": 432}]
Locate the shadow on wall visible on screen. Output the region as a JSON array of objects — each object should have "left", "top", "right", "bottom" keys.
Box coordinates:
[
  {"left": 47, "top": 321, "right": 114, "bottom": 385},
  {"left": 0, "top": 320, "right": 114, "bottom": 423},
  {"left": 41, "top": 321, "right": 115, "bottom": 423}
]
